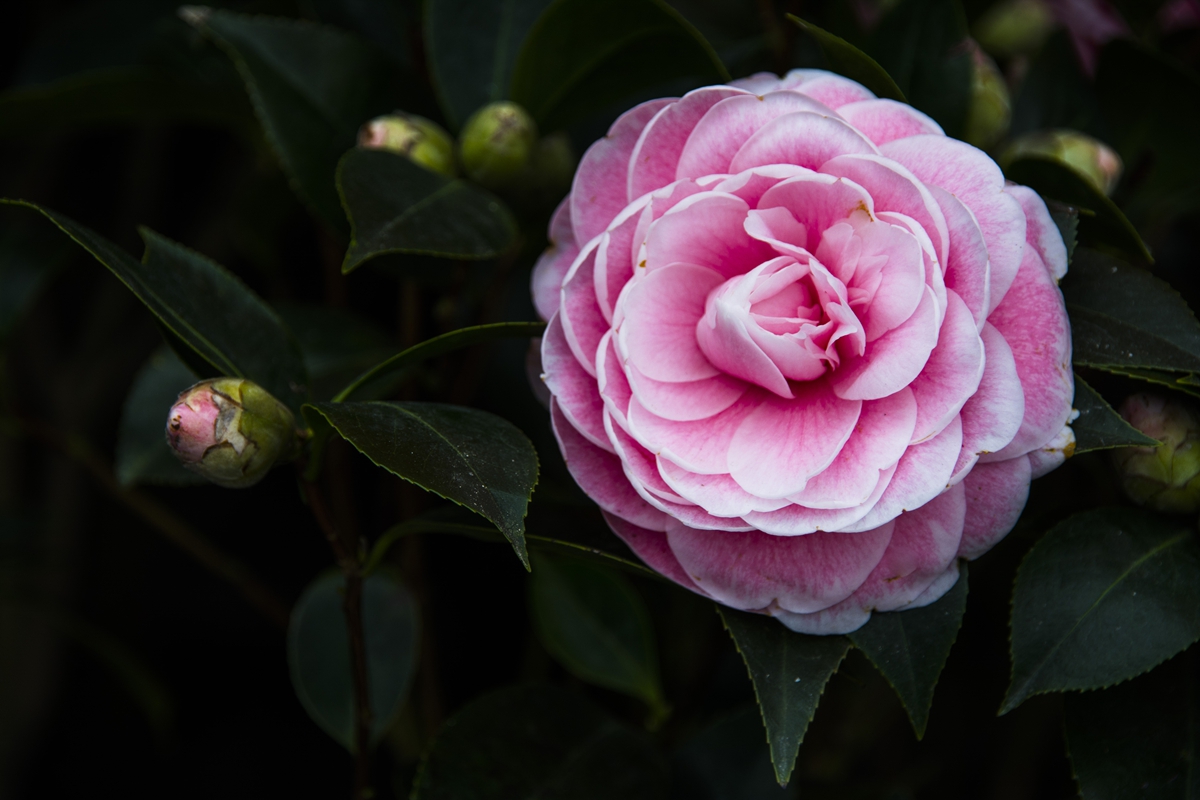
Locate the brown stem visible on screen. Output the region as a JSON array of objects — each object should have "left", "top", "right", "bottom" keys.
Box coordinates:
[{"left": 4, "top": 416, "right": 290, "bottom": 629}]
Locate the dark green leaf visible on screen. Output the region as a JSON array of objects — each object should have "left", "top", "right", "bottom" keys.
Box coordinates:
[
  {"left": 1004, "top": 157, "right": 1151, "bottom": 263},
  {"left": 307, "top": 401, "right": 538, "bottom": 568},
  {"left": 334, "top": 319, "right": 545, "bottom": 401},
  {"left": 337, "top": 148, "right": 518, "bottom": 272},
  {"left": 510, "top": 0, "right": 729, "bottom": 130},
  {"left": 672, "top": 704, "right": 791, "bottom": 800},
  {"left": 530, "top": 554, "right": 667, "bottom": 721},
  {"left": 189, "top": 9, "right": 393, "bottom": 228},
  {"left": 848, "top": 564, "right": 968, "bottom": 738},
  {"left": 288, "top": 569, "right": 418, "bottom": 751},
  {"left": 115, "top": 347, "right": 207, "bottom": 488},
  {"left": 1065, "top": 652, "right": 1200, "bottom": 800},
  {"left": 426, "top": 0, "right": 553, "bottom": 130},
  {"left": 1, "top": 201, "right": 309, "bottom": 409},
  {"left": 1071, "top": 375, "right": 1160, "bottom": 454},
  {"left": 866, "top": 0, "right": 971, "bottom": 137},
  {"left": 275, "top": 302, "right": 395, "bottom": 402},
  {"left": 1003, "top": 508, "right": 1200, "bottom": 713},
  {"left": 1064, "top": 249, "right": 1200, "bottom": 375},
  {"left": 718, "top": 607, "right": 851, "bottom": 786},
  {"left": 411, "top": 684, "right": 668, "bottom": 800},
  {"left": 1045, "top": 200, "right": 1079, "bottom": 265},
  {"left": 786, "top": 14, "right": 904, "bottom": 102},
  {"left": 1092, "top": 366, "right": 1200, "bottom": 400}
]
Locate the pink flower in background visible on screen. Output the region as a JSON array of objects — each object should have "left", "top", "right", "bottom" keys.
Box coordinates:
[
  {"left": 532, "top": 70, "right": 1075, "bottom": 634},
  {"left": 1046, "top": 0, "right": 1130, "bottom": 74}
]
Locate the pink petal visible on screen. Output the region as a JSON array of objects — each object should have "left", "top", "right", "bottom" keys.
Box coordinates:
[
  {"left": 881, "top": 135, "right": 1026, "bottom": 311},
  {"left": 957, "top": 456, "right": 1031, "bottom": 559},
  {"left": 542, "top": 313, "right": 610, "bottom": 452},
  {"left": 572, "top": 98, "right": 674, "bottom": 245},
  {"left": 728, "top": 382, "right": 863, "bottom": 499},
  {"left": 986, "top": 246, "right": 1074, "bottom": 459},
  {"left": 602, "top": 511, "right": 708, "bottom": 594},
  {"left": 832, "top": 286, "right": 940, "bottom": 401},
  {"left": 617, "top": 262, "right": 724, "bottom": 382},
  {"left": 593, "top": 198, "right": 649, "bottom": 323},
  {"left": 712, "top": 164, "right": 814, "bottom": 207},
  {"left": 959, "top": 322, "right": 1025, "bottom": 469},
  {"left": 756, "top": 173, "right": 875, "bottom": 253},
  {"left": 676, "top": 92, "right": 844, "bottom": 180},
  {"left": 551, "top": 399, "right": 667, "bottom": 531},
  {"left": 930, "top": 186, "right": 990, "bottom": 330},
  {"left": 626, "top": 363, "right": 746, "bottom": 421},
  {"left": 627, "top": 392, "right": 759, "bottom": 475},
  {"left": 627, "top": 86, "right": 747, "bottom": 200},
  {"left": 641, "top": 192, "right": 776, "bottom": 279},
  {"left": 771, "top": 602, "right": 872, "bottom": 635},
  {"left": 909, "top": 291, "right": 985, "bottom": 443},
  {"left": 728, "top": 112, "right": 878, "bottom": 174},
  {"left": 779, "top": 69, "right": 877, "bottom": 108},
  {"left": 596, "top": 330, "right": 633, "bottom": 428},
  {"left": 744, "top": 462, "right": 898, "bottom": 535},
  {"left": 837, "top": 98, "right": 944, "bottom": 145},
  {"left": 657, "top": 458, "right": 789, "bottom": 517},
  {"left": 531, "top": 197, "right": 580, "bottom": 321},
  {"left": 1006, "top": 184, "right": 1069, "bottom": 282},
  {"left": 559, "top": 239, "right": 608, "bottom": 376},
  {"left": 665, "top": 520, "right": 895, "bottom": 613}
]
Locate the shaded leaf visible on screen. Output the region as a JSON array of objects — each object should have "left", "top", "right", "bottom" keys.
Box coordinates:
[
  {"left": 1064, "top": 249, "right": 1200, "bottom": 375},
  {"left": 288, "top": 569, "right": 419, "bottom": 751},
  {"left": 337, "top": 148, "right": 518, "bottom": 272},
  {"left": 426, "top": 0, "right": 554, "bottom": 130},
  {"left": 334, "top": 319, "right": 544, "bottom": 401},
  {"left": 510, "top": 0, "right": 729, "bottom": 130},
  {"left": 412, "top": 683, "right": 668, "bottom": 800},
  {"left": 1003, "top": 508, "right": 1200, "bottom": 713},
  {"left": 786, "top": 14, "right": 904, "bottom": 102},
  {"left": 307, "top": 401, "right": 538, "bottom": 568},
  {"left": 1064, "top": 652, "right": 1200, "bottom": 800},
  {"left": 1, "top": 201, "right": 309, "bottom": 409},
  {"left": 718, "top": 608, "right": 850, "bottom": 786},
  {"left": 671, "top": 704, "right": 792, "bottom": 800},
  {"left": 848, "top": 564, "right": 968, "bottom": 738},
  {"left": 530, "top": 554, "right": 668, "bottom": 721},
  {"left": 1071, "top": 374, "right": 1159, "bottom": 454},
  {"left": 1092, "top": 366, "right": 1200, "bottom": 400},
  {"left": 1004, "top": 157, "right": 1151, "bottom": 263},
  {"left": 115, "top": 347, "right": 207, "bottom": 488},
  {"left": 1045, "top": 199, "right": 1079, "bottom": 265}
]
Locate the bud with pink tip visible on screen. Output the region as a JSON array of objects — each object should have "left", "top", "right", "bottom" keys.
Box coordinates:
[
  {"left": 1112, "top": 393, "right": 1200, "bottom": 513},
  {"left": 166, "top": 378, "right": 300, "bottom": 488}
]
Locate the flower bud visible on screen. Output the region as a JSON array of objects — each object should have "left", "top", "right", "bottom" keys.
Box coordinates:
[
  {"left": 1111, "top": 393, "right": 1200, "bottom": 513},
  {"left": 458, "top": 101, "right": 538, "bottom": 190},
  {"left": 1002, "top": 129, "right": 1124, "bottom": 195},
  {"left": 166, "top": 378, "right": 300, "bottom": 488},
  {"left": 972, "top": 0, "right": 1054, "bottom": 58},
  {"left": 963, "top": 41, "right": 1012, "bottom": 150},
  {"left": 358, "top": 114, "right": 456, "bottom": 177}
]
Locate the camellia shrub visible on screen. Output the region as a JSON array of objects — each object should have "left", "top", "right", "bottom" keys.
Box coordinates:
[{"left": 1, "top": 0, "right": 1199, "bottom": 797}]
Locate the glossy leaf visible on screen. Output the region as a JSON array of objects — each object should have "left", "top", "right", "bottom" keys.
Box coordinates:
[
  {"left": 1064, "top": 249, "right": 1200, "bottom": 375},
  {"left": 426, "top": 0, "right": 553, "bottom": 130},
  {"left": 1065, "top": 653, "right": 1200, "bottom": 800},
  {"left": 1045, "top": 199, "right": 1079, "bottom": 265},
  {"left": 718, "top": 608, "right": 851, "bottom": 786},
  {"left": 338, "top": 148, "right": 518, "bottom": 271},
  {"left": 334, "top": 320, "right": 545, "bottom": 401},
  {"left": 115, "top": 347, "right": 206, "bottom": 488},
  {"left": 1, "top": 201, "right": 309, "bottom": 410},
  {"left": 288, "top": 569, "right": 418, "bottom": 751},
  {"left": 307, "top": 401, "right": 538, "bottom": 568},
  {"left": 866, "top": 0, "right": 971, "bottom": 137},
  {"left": 1003, "top": 508, "right": 1200, "bottom": 713},
  {"left": 786, "top": 14, "right": 904, "bottom": 102},
  {"left": 411, "top": 684, "right": 668, "bottom": 800},
  {"left": 672, "top": 704, "right": 791, "bottom": 800},
  {"left": 530, "top": 554, "right": 668, "bottom": 722},
  {"left": 189, "top": 9, "right": 393, "bottom": 228},
  {"left": 509, "top": 0, "right": 729, "bottom": 130},
  {"left": 848, "top": 564, "right": 968, "bottom": 738},
  {"left": 1071, "top": 375, "right": 1159, "bottom": 454},
  {"left": 1004, "top": 157, "right": 1151, "bottom": 263}
]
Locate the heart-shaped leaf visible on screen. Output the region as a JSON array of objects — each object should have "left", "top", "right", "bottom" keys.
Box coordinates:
[
  {"left": 786, "top": 14, "right": 904, "bottom": 102},
  {"left": 288, "top": 569, "right": 419, "bottom": 751},
  {"left": 718, "top": 608, "right": 850, "bottom": 787},
  {"left": 1003, "top": 508, "right": 1200, "bottom": 713},
  {"left": 848, "top": 564, "right": 968, "bottom": 738},
  {"left": 116, "top": 347, "right": 207, "bottom": 488},
  {"left": 1071, "top": 375, "right": 1159, "bottom": 454},
  {"left": 307, "top": 401, "right": 538, "bottom": 568}
]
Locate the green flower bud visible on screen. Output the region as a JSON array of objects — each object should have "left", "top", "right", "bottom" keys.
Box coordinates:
[
  {"left": 166, "top": 378, "right": 301, "bottom": 489},
  {"left": 358, "top": 114, "right": 456, "bottom": 177},
  {"left": 963, "top": 41, "right": 1012, "bottom": 150},
  {"left": 505, "top": 132, "right": 577, "bottom": 209},
  {"left": 972, "top": 0, "right": 1054, "bottom": 59},
  {"left": 1002, "top": 129, "right": 1124, "bottom": 195},
  {"left": 459, "top": 101, "right": 538, "bottom": 190},
  {"left": 1111, "top": 393, "right": 1200, "bottom": 514}
]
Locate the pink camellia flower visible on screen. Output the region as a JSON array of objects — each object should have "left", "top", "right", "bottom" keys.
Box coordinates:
[{"left": 531, "top": 70, "right": 1075, "bottom": 634}]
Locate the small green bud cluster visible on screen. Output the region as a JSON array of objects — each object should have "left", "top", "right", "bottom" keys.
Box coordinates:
[
  {"left": 458, "top": 101, "right": 540, "bottom": 190},
  {"left": 1002, "top": 129, "right": 1124, "bottom": 195},
  {"left": 1112, "top": 393, "right": 1200, "bottom": 514},
  {"left": 358, "top": 113, "right": 457, "bottom": 177},
  {"left": 972, "top": 0, "right": 1055, "bottom": 59}
]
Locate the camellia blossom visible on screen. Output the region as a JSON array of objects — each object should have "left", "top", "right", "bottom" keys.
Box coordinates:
[{"left": 532, "top": 70, "right": 1074, "bottom": 634}]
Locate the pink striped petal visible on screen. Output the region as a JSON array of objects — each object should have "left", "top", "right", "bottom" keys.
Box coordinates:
[
  {"left": 744, "top": 462, "right": 897, "bottom": 535},
  {"left": 779, "top": 69, "right": 877, "bottom": 108},
  {"left": 832, "top": 286, "right": 940, "bottom": 401},
  {"left": 627, "top": 392, "right": 760, "bottom": 475},
  {"left": 641, "top": 192, "right": 776, "bottom": 278},
  {"left": 531, "top": 197, "right": 580, "bottom": 321},
  {"left": 960, "top": 323, "right": 1025, "bottom": 468},
  {"left": 1028, "top": 424, "right": 1076, "bottom": 479},
  {"left": 729, "top": 112, "right": 878, "bottom": 174},
  {"left": 713, "top": 164, "right": 814, "bottom": 207},
  {"left": 930, "top": 186, "right": 990, "bottom": 330},
  {"left": 957, "top": 456, "right": 1031, "bottom": 559},
  {"left": 542, "top": 313, "right": 609, "bottom": 452},
  {"left": 837, "top": 98, "right": 944, "bottom": 145},
  {"left": 596, "top": 331, "right": 633, "bottom": 428},
  {"left": 593, "top": 198, "right": 649, "bottom": 323},
  {"left": 665, "top": 521, "right": 894, "bottom": 613},
  {"left": 559, "top": 239, "right": 607, "bottom": 376},
  {"left": 603, "top": 511, "right": 707, "bottom": 594},
  {"left": 657, "top": 458, "right": 789, "bottom": 517},
  {"left": 617, "top": 262, "right": 723, "bottom": 382},
  {"left": 572, "top": 98, "right": 673, "bottom": 245},
  {"left": 772, "top": 601, "right": 872, "bottom": 635},
  {"left": 909, "top": 291, "right": 985, "bottom": 443},
  {"left": 1006, "top": 184, "right": 1069, "bottom": 281},
  {"left": 626, "top": 362, "right": 746, "bottom": 421},
  {"left": 756, "top": 173, "right": 875, "bottom": 253}
]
